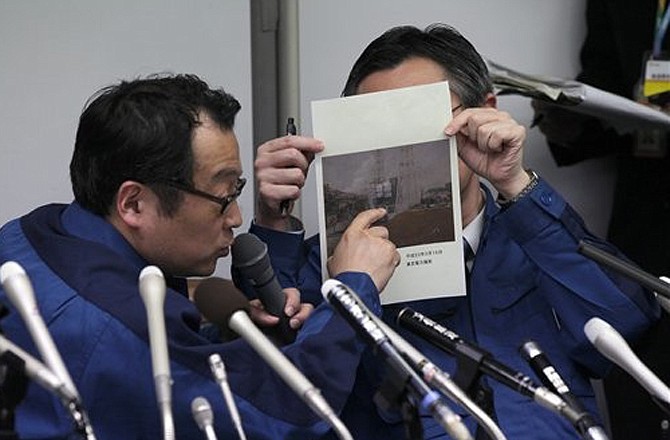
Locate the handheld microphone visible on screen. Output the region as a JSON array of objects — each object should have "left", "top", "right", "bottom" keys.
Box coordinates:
[
  {"left": 520, "top": 340, "right": 609, "bottom": 440},
  {"left": 0, "top": 261, "right": 79, "bottom": 398},
  {"left": 397, "top": 308, "right": 584, "bottom": 427},
  {"left": 193, "top": 280, "right": 353, "bottom": 440},
  {"left": 0, "top": 261, "right": 96, "bottom": 439},
  {"left": 321, "top": 279, "right": 473, "bottom": 440},
  {"left": 191, "top": 396, "right": 218, "bottom": 440},
  {"left": 138, "top": 266, "right": 174, "bottom": 440},
  {"left": 208, "top": 354, "right": 247, "bottom": 440},
  {"left": 584, "top": 317, "right": 670, "bottom": 409},
  {"left": 231, "top": 233, "right": 295, "bottom": 343}
]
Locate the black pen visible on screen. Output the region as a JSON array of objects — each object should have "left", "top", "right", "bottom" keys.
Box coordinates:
[
  {"left": 279, "top": 117, "right": 297, "bottom": 216},
  {"left": 286, "top": 117, "right": 297, "bottom": 136}
]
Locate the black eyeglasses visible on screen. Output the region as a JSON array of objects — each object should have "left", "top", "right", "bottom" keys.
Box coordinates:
[
  {"left": 163, "top": 177, "right": 246, "bottom": 214},
  {"left": 451, "top": 104, "right": 463, "bottom": 113}
]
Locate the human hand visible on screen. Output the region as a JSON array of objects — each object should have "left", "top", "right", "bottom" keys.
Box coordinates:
[
  {"left": 254, "top": 135, "right": 324, "bottom": 230},
  {"left": 248, "top": 287, "right": 314, "bottom": 330},
  {"left": 445, "top": 107, "right": 529, "bottom": 199},
  {"left": 327, "top": 208, "right": 400, "bottom": 293}
]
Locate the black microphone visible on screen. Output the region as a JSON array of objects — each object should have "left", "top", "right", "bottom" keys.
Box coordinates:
[
  {"left": 321, "top": 280, "right": 473, "bottom": 440},
  {"left": 375, "top": 318, "right": 505, "bottom": 440},
  {"left": 520, "top": 340, "right": 609, "bottom": 440},
  {"left": 192, "top": 279, "right": 353, "bottom": 440},
  {"left": 577, "top": 240, "right": 670, "bottom": 299},
  {"left": 231, "top": 233, "right": 295, "bottom": 343},
  {"left": 397, "top": 308, "right": 584, "bottom": 429}
]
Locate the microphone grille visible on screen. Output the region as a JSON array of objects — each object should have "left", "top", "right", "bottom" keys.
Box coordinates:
[
  {"left": 139, "top": 265, "right": 164, "bottom": 281},
  {"left": 0, "top": 261, "right": 25, "bottom": 283},
  {"left": 321, "top": 279, "right": 342, "bottom": 302},
  {"left": 520, "top": 340, "right": 541, "bottom": 360},
  {"left": 231, "top": 233, "right": 267, "bottom": 267},
  {"left": 584, "top": 317, "right": 610, "bottom": 344},
  {"left": 191, "top": 396, "right": 214, "bottom": 429}
]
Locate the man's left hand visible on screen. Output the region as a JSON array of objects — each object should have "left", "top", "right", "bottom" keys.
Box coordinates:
[
  {"left": 446, "top": 107, "right": 529, "bottom": 199},
  {"left": 249, "top": 287, "right": 314, "bottom": 330}
]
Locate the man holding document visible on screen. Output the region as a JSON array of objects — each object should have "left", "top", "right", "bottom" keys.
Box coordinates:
[{"left": 250, "top": 24, "right": 659, "bottom": 439}]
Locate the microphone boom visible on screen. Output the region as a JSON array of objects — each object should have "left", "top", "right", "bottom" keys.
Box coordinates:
[
  {"left": 584, "top": 317, "right": 670, "bottom": 409},
  {"left": 397, "top": 307, "right": 584, "bottom": 429},
  {"left": 138, "top": 266, "right": 175, "bottom": 440},
  {"left": 322, "top": 280, "right": 473, "bottom": 440}
]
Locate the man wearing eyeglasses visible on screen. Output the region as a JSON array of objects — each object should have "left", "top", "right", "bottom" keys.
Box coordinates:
[{"left": 0, "top": 74, "right": 399, "bottom": 439}]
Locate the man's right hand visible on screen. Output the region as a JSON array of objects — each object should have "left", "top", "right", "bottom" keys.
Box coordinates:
[
  {"left": 254, "top": 135, "right": 324, "bottom": 230},
  {"left": 327, "top": 208, "right": 400, "bottom": 293}
]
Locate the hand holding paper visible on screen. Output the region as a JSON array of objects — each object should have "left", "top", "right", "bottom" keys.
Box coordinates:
[
  {"left": 445, "top": 106, "right": 528, "bottom": 200},
  {"left": 312, "top": 81, "right": 467, "bottom": 304}
]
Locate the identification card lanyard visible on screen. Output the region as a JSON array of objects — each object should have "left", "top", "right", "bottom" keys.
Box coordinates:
[{"left": 634, "top": 0, "right": 670, "bottom": 157}]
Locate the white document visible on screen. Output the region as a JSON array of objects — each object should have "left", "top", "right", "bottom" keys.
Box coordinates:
[{"left": 312, "top": 81, "right": 466, "bottom": 305}]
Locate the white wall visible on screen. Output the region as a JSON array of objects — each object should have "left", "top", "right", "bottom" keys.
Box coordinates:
[
  {"left": 297, "top": 0, "right": 616, "bottom": 238},
  {"left": 0, "top": 0, "right": 618, "bottom": 275},
  {"left": 0, "top": 0, "right": 253, "bottom": 277}
]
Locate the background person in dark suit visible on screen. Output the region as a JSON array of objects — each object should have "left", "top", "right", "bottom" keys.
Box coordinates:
[{"left": 533, "top": 0, "right": 670, "bottom": 438}]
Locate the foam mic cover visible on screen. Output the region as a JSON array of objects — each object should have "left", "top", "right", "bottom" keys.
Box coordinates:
[
  {"left": 193, "top": 277, "right": 250, "bottom": 328},
  {"left": 231, "top": 233, "right": 285, "bottom": 316},
  {"left": 231, "top": 233, "right": 296, "bottom": 344},
  {"left": 194, "top": 279, "right": 350, "bottom": 437}
]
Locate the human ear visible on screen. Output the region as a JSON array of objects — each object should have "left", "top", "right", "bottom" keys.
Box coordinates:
[
  {"left": 114, "top": 181, "right": 146, "bottom": 228},
  {"left": 483, "top": 92, "right": 497, "bottom": 108}
]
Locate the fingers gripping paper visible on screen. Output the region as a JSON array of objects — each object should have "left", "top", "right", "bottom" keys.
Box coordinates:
[{"left": 312, "top": 81, "right": 466, "bottom": 304}]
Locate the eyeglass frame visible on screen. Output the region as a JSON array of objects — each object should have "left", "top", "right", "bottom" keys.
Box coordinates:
[
  {"left": 451, "top": 104, "right": 463, "bottom": 114},
  {"left": 161, "top": 177, "right": 246, "bottom": 214}
]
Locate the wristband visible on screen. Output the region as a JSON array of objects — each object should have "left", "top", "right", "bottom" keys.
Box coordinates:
[{"left": 497, "top": 169, "right": 539, "bottom": 207}]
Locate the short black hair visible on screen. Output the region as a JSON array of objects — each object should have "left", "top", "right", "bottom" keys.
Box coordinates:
[
  {"left": 70, "top": 73, "right": 241, "bottom": 216},
  {"left": 342, "top": 24, "right": 493, "bottom": 107}
]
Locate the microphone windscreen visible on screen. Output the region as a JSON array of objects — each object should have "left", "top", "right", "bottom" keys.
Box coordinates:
[
  {"left": 193, "top": 277, "right": 250, "bottom": 326},
  {"left": 231, "top": 233, "right": 273, "bottom": 284}
]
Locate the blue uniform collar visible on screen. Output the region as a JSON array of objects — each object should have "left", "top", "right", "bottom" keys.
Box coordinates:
[{"left": 61, "top": 202, "right": 148, "bottom": 270}]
